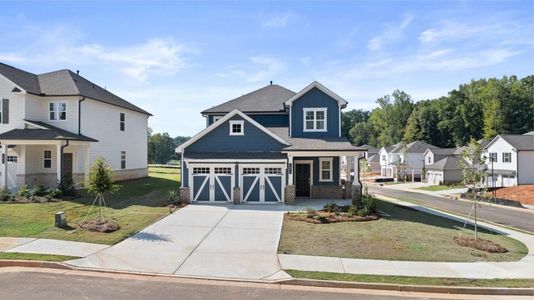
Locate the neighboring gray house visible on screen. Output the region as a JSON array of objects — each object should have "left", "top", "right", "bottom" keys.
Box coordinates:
[
  {"left": 426, "top": 156, "right": 467, "bottom": 185},
  {"left": 176, "top": 81, "right": 365, "bottom": 204},
  {"left": 0, "top": 62, "right": 151, "bottom": 190},
  {"left": 360, "top": 144, "right": 380, "bottom": 174}
]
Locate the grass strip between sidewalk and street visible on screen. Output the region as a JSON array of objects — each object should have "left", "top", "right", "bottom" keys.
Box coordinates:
[
  {"left": 417, "top": 185, "right": 463, "bottom": 191},
  {"left": 285, "top": 270, "right": 534, "bottom": 288},
  {"left": 0, "top": 252, "right": 79, "bottom": 262}
]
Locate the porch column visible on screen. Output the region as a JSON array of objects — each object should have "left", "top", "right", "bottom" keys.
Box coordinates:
[
  {"left": 345, "top": 156, "right": 352, "bottom": 182},
  {"left": 352, "top": 153, "right": 362, "bottom": 207},
  {"left": 285, "top": 154, "right": 295, "bottom": 204},
  {"left": 56, "top": 142, "right": 62, "bottom": 182},
  {"left": 288, "top": 155, "right": 294, "bottom": 185},
  {"left": 1, "top": 143, "right": 7, "bottom": 189}
]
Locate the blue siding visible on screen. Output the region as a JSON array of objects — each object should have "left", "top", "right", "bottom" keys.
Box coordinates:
[
  {"left": 182, "top": 162, "right": 189, "bottom": 186},
  {"left": 293, "top": 156, "right": 340, "bottom": 186},
  {"left": 290, "top": 87, "right": 340, "bottom": 138},
  {"left": 207, "top": 113, "right": 289, "bottom": 127},
  {"left": 186, "top": 115, "right": 286, "bottom": 153}
]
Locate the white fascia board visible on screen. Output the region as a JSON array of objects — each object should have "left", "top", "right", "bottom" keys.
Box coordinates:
[
  {"left": 176, "top": 109, "right": 290, "bottom": 153},
  {"left": 284, "top": 81, "right": 348, "bottom": 106},
  {"left": 23, "top": 120, "right": 49, "bottom": 129},
  {"left": 185, "top": 159, "right": 287, "bottom": 163}
]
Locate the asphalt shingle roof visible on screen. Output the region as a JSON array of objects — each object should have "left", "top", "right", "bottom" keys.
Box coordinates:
[
  {"left": 0, "top": 120, "right": 97, "bottom": 142},
  {"left": 0, "top": 62, "right": 151, "bottom": 115},
  {"left": 267, "top": 127, "right": 364, "bottom": 151},
  {"left": 201, "top": 84, "right": 296, "bottom": 114},
  {"left": 387, "top": 141, "right": 439, "bottom": 154},
  {"left": 499, "top": 135, "right": 534, "bottom": 151},
  {"left": 426, "top": 156, "right": 466, "bottom": 171},
  {"left": 359, "top": 144, "right": 379, "bottom": 154}
]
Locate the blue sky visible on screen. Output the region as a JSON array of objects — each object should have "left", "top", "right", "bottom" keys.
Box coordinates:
[{"left": 0, "top": 1, "right": 532, "bottom": 136}]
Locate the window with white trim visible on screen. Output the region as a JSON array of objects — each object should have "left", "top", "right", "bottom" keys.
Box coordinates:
[
  {"left": 49, "top": 102, "right": 67, "bottom": 120},
  {"left": 7, "top": 155, "right": 17, "bottom": 163},
  {"left": 213, "top": 116, "right": 222, "bottom": 123},
  {"left": 229, "top": 120, "right": 244, "bottom": 135},
  {"left": 120, "top": 113, "right": 125, "bottom": 131},
  {"left": 489, "top": 152, "right": 498, "bottom": 163},
  {"left": 502, "top": 152, "right": 511, "bottom": 163},
  {"left": 43, "top": 150, "right": 52, "bottom": 168},
  {"left": 319, "top": 158, "right": 333, "bottom": 182},
  {"left": 303, "top": 108, "right": 327, "bottom": 132},
  {"left": 120, "top": 151, "right": 126, "bottom": 169}
]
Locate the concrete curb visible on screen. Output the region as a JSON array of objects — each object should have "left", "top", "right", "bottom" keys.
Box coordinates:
[
  {"left": 0, "top": 259, "right": 73, "bottom": 270},
  {"left": 282, "top": 278, "right": 534, "bottom": 296}
]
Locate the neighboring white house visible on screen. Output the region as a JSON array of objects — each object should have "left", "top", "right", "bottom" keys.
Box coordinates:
[
  {"left": 482, "top": 134, "right": 534, "bottom": 187},
  {"left": 380, "top": 141, "right": 438, "bottom": 181},
  {"left": 0, "top": 63, "right": 151, "bottom": 190}
]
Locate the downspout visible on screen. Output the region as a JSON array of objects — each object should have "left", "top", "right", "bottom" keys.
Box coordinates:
[
  {"left": 78, "top": 96, "right": 86, "bottom": 135},
  {"left": 60, "top": 140, "right": 70, "bottom": 181}
]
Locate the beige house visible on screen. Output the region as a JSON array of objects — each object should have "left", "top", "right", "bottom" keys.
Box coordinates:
[{"left": 0, "top": 63, "right": 151, "bottom": 190}]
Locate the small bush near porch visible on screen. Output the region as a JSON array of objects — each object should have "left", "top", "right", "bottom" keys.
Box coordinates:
[
  {"left": 0, "top": 168, "right": 180, "bottom": 245},
  {"left": 278, "top": 199, "right": 527, "bottom": 262}
]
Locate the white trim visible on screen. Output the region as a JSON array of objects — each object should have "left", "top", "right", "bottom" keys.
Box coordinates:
[
  {"left": 23, "top": 120, "right": 49, "bottom": 129},
  {"left": 303, "top": 107, "right": 327, "bottom": 132},
  {"left": 294, "top": 160, "right": 313, "bottom": 197},
  {"left": 238, "top": 163, "right": 286, "bottom": 203},
  {"left": 288, "top": 104, "right": 292, "bottom": 137},
  {"left": 282, "top": 151, "right": 362, "bottom": 157},
  {"left": 185, "top": 159, "right": 286, "bottom": 163},
  {"left": 212, "top": 116, "right": 223, "bottom": 123},
  {"left": 319, "top": 157, "right": 333, "bottom": 182},
  {"left": 176, "top": 109, "right": 289, "bottom": 152},
  {"left": 0, "top": 73, "right": 26, "bottom": 94},
  {"left": 229, "top": 120, "right": 244, "bottom": 136},
  {"left": 43, "top": 149, "right": 52, "bottom": 169},
  {"left": 189, "top": 163, "right": 235, "bottom": 203},
  {"left": 284, "top": 81, "right": 348, "bottom": 106},
  {"left": 48, "top": 101, "right": 67, "bottom": 121},
  {"left": 338, "top": 103, "right": 341, "bottom": 137}
]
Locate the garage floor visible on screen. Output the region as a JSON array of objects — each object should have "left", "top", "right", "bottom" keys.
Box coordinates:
[{"left": 68, "top": 204, "right": 288, "bottom": 281}]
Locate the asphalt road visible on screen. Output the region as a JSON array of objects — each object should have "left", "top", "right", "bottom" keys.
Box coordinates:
[
  {"left": 369, "top": 185, "right": 534, "bottom": 233},
  {"left": 0, "top": 271, "right": 443, "bottom": 300}
]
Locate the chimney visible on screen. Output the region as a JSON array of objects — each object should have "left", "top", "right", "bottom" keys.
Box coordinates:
[
  {"left": 270, "top": 81, "right": 273, "bottom": 85},
  {"left": 76, "top": 70, "right": 79, "bottom": 75}
]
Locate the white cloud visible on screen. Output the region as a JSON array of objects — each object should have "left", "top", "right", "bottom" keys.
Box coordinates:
[
  {"left": 223, "top": 55, "right": 285, "bottom": 83},
  {"left": 367, "top": 14, "right": 413, "bottom": 51},
  {"left": 260, "top": 11, "right": 295, "bottom": 28},
  {"left": 419, "top": 21, "right": 488, "bottom": 44}
]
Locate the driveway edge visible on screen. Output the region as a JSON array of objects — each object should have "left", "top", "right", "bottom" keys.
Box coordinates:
[{"left": 281, "top": 278, "right": 534, "bottom": 296}]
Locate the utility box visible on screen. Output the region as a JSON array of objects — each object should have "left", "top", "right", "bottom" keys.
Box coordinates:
[{"left": 55, "top": 211, "right": 67, "bottom": 228}]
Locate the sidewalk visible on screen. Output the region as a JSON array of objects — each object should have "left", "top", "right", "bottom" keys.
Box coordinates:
[
  {"left": 278, "top": 195, "right": 534, "bottom": 279},
  {"left": 0, "top": 237, "right": 108, "bottom": 257}
]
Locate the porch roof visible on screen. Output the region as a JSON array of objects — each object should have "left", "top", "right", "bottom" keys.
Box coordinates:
[
  {"left": 0, "top": 120, "right": 98, "bottom": 142},
  {"left": 267, "top": 127, "right": 365, "bottom": 152}
]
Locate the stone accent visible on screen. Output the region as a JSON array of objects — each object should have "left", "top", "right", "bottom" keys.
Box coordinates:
[
  {"left": 113, "top": 168, "right": 149, "bottom": 181},
  {"left": 18, "top": 173, "right": 57, "bottom": 188},
  {"left": 352, "top": 184, "right": 362, "bottom": 207},
  {"left": 233, "top": 187, "right": 241, "bottom": 204},
  {"left": 343, "top": 181, "right": 353, "bottom": 199},
  {"left": 311, "top": 185, "right": 343, "bottom": 199},
  {"left": 72, "top": 173, "right": 85, "bottom": 187},
  {"left": 284, "top": 185, "right": 296, "bottom": 204},
  {"left": 179, "top": 187, "right": 190, "bottom": 204}
]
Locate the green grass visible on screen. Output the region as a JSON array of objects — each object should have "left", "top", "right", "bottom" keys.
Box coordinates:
[
  {"left": 0, "top": 252, "right": 79, "bottom": 262},
  {"left": 279, "top": 200, "right": 527, "bottom": 262},
  {"left": 0, "top": 170, "right": 180, "bottom": 245},
  {"left": 418, "top": 185, "right": 464, "bottom": 191},
  {"left": 286, "top": 270, "right": 534, "bottom": 288},
  {"left": 148, "top": 166, "right": 181, "bottom": 175}
]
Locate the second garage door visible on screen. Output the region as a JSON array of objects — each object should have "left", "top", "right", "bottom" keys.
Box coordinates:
[{"left": 240, "top": 165, "right": 285, "bottom": 203}]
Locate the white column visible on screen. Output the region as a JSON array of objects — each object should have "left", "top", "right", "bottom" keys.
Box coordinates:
[
  {"left": 84, "top": 145, "right": 90, "bottom": 182},
  {"left": 345, "top": 156, "right": 352, "bottom": 182},
  {"left": 288, "top": 155, "right": 294, "bottom": 185},
  {"left": 1, "top": 143, "right": 7, "bottom": 189},
  {"left": 353, "top": 154, "right": 360, "bottom": 185},
  {"left": 56, "top": 142, "right": 62, "bottom": 182}
]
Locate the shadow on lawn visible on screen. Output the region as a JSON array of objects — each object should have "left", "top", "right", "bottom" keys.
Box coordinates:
[
  {"left": 67, "top": 176, "right": 180, "bottom": 210},
  {"left": 376, "top": 200, "right": 503, "bottom": 237}
]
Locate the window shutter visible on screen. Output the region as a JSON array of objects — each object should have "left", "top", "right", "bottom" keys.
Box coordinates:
[{"left": 2, "top": 99, "right": 8, "bottom": 124}]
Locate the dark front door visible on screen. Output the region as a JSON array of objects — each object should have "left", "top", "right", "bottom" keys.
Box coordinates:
[
  {"left": 295, "top": 163, "right": 311, "bottom": 197},
  {"left": 61, "top": 153, "right": 73, "bottom": 182}
]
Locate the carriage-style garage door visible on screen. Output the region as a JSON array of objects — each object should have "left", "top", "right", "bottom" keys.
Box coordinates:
[
  {"left": 191, "top": 165, "right": 234, "bottom": 202},
  {"left": 240, "top": 164, "right": 285, "bottom": 203}
]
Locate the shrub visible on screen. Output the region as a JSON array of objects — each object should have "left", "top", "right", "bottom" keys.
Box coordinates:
[
  {"left": 361, "top": 194, "right": 377, "bottom": 213},
  {"left": 18, "top": 185, "right": 31, "bottom": 198},
  {"left": 168, "top": 190, "right": 178, "bottom": 206},
  {"left": 305, "top": 208, "right": 317, "bottom": 218},
  {"left": 32, "top": 185, "right": 48, "bottom": 197},
  {"left": 0, "top": 189, "right": 13, "bottom": 202},
  {"left": 47, "top": 188, "right": 62, "bottom": 200},
  {"left": 58, "top": 178, "right": 77, "bottom": 197},
  {"left": 314, "top": 215, "right": 330, "bottom": 224},
  {"left": 323, "top": 202, "right": 340, "bottom": 213}
]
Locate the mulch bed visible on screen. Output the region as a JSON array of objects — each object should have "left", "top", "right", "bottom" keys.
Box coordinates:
[
  {"left": 454, "top": 236, "right": 508, "bottom": 253},
  {"left": 286, "top": 212, "right": 380, "bottom": 224},
  {"left": 0, "top": 196, "right": 61, "bottom": 204},
  {"left": 78, "top": 219, "right": 120, "bottom": 233}
]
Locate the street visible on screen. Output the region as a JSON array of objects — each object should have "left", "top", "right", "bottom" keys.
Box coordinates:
[
  {"left": 0, "top": 270, "right": 463, "bottom": 300},
  {"left": 369, "top": 185, "right": 534, "bottom": 233}
]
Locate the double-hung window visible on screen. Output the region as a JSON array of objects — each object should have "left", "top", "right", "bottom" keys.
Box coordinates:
[
  {"left": 49, "top": 102, "right": 67, "bottom": 120},
  {"left": 120, "top": 113, "right": 125, "bottom": 131},
  {"left": 319, "top": 158, "right": 333, "bottom": 182},
  {"left": 502, "top": 152, "right": 511, "bottom": 163},
  {"left": 303, "top": 108, "right": 327, "bottom": 132},
  {"left": 121, "top": 151, "right": 126, "bottom": 169},
  {"left": 44, "top": 150, "right": 52, "bottom": 169}
]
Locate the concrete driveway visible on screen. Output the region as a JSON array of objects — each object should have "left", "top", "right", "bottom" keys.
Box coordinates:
[{"left": 68, "top": 204, "right": 288, "bottom": 281}]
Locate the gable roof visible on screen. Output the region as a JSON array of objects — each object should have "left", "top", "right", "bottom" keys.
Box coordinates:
[
  {"left": 424, "top": 148, "right": 457, "bottom": 156},
  {"left": 359, "top": 144, "right": 379, "bottom": 154},
  {"left": 176, "top": 109, "right": 290, "bottom": 152},
  {"left": 284, "top": 81, "right": 348, "bottom": 107},
  {"left": 426, "top": 156, "right": 466, "bottom": 171},
  {"left": 485, "top": 134, "right": 534, "bottom": 151},
  {"left": 0, "top": 62, "right": 151, "bottom": 116},
  {"left": 0, "top": 119, "right": 97, "bottom": 142},
  {"left": 201, "top": 84, "right": 296, "bottom": 114}
]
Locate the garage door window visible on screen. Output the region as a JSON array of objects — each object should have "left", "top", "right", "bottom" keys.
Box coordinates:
[
  {"left": 243, "top": 167, "right": 260, "bottom": 174},
  {"left": 265, "top": 167, "right": 282, "bottom": 175},
  {"left": 193, "top": 167, "right": 210, "bottom": 174},
  {"left": 215, "top": 167, "right": 232, "bottom": 174}
]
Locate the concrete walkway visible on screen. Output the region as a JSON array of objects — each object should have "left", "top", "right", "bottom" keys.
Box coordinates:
[
  {"left": 68, "top": 204, "right": 289, "bottom": 281},
  {"left": 0, "top": 237, "right": 108, "bottom": 257},
  {"left": 279, "top": 195, "right": 534, "bottom": 279}
]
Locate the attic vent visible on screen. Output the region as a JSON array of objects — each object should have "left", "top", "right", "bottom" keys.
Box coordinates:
[
  {"left": 270, "top": 81, "right": 273, "bottom": 85},
  {"left": 76, "top": 70, "right": 79, "bottom": 75},
  {"left": 11, "top": 87, "right": 21, "bottom": 93}
]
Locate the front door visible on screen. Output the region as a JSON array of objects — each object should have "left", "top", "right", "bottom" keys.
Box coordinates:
[
  {"left": 61, "top": 153, "right": 73, "bottom": 182},
  {"left": 295, "top": 163, "right": 311, "bottom": 197}
]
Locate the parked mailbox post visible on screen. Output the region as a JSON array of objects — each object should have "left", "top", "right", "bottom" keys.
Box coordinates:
[{"left": 55, "top": 211, "right": 67, "bottom": 227}]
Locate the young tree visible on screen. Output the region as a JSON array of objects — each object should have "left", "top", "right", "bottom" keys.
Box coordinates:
[
  {"left": 360, "top": 158, "right": 371, "bottom": 196},
  {"left": 459, "top": 140, "right": 486, "bottom": 240},
  {"left": 86, "top": 157, "right": 119, "bottom": 222}
]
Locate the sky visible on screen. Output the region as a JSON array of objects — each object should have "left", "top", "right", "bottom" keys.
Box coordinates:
[{"left": 0, "top": 1, "right": 532, "bottom": 136}]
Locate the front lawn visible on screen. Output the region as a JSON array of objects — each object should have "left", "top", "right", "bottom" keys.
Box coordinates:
[
  {"left": 0, "top": 169, "right": 180, "bottom": 245},
  {"left": 286, "top": 270, "right": 534, "bottom": 288},
  {"left": 418, "top": 185, "right": 463, "bottom": 191},
  {"left": 278, "top": 199, "right": 527, "bottom": 262}
]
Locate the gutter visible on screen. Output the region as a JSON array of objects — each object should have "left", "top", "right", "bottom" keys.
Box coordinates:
[{"left": 78, "top": 96, "right": 86, "bottom": 135}]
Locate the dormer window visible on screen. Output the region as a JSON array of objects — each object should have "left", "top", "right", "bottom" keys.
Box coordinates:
[
  {"left": 49, "top": 102, "right": 67, "bottom": 121},
  {"left": 303, "top": 108, "right": 327, "bottom": 132},
  {"left": 229, "top": 120, "right": 244, "bottom": 136}
]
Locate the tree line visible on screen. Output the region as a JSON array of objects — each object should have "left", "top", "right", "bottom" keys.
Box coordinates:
[
  {"left": 147, "top": 128, "right": 190, "bottom": 164},
  {"left": 342, "top": 75, "right": 534, "bottom": 148}
]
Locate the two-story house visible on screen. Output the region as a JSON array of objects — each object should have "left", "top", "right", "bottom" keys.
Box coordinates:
[
  {"left": 0, "top": 62, "right": 151, "bottom": 190},
  {"left": 482, "top": 134, "right": 534, "bottom": 187},
  {"left": 379, "top": 141, "right": 438, "bottom": 181},
  {"left": 176, "top": 81, "right": 365, "bottom": 204}
]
